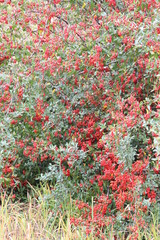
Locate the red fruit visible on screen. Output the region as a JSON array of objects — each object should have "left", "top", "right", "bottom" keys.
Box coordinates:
[
  {"left": 152, "top": 132, "right": 159, "bottom": 137},
  {"left": 153, "top": 168, "right": 159, "bottom": 174},
  {"left": 12, "top": 194, "right": 16, "bottom": 199},
  {"left": 11, "top": 120, "right": 17, "bottom": 125}
]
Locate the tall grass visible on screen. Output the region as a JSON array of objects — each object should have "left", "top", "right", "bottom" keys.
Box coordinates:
[{"left": 0, "top": 185, "right": 159, "bottom": 240}]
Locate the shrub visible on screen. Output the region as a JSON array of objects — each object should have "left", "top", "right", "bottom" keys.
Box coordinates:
[{"left": 0, "top": 0, "right": 159, "bottom": 237}]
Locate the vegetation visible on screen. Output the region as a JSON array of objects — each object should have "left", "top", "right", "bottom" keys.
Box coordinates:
[
  {"left": 0, "top": 185, "right": 159, "bottom": 240},
  {"left": 0, "top": 0, "right": 160, "bottom": 238}
]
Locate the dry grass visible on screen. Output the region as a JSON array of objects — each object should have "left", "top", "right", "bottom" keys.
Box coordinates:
[
  {"left": 0, "top": 192, "right": 88, "bottom": 240},
  {"left": 0, "top": 195, "right": 54, "bottom": 239}
]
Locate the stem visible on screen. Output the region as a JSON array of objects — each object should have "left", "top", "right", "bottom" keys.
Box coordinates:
[{"left": 92, "top": 196, "right": 94, "bottom": 220}]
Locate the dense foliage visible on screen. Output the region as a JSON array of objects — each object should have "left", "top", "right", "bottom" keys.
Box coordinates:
[{"left": 0, "top": 0, "right": 160, "bottom": 238}]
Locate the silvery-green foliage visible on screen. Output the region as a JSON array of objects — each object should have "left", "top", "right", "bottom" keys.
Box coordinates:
[{"left": 117, "top": 134, "right": 137, "bottom": 170}]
